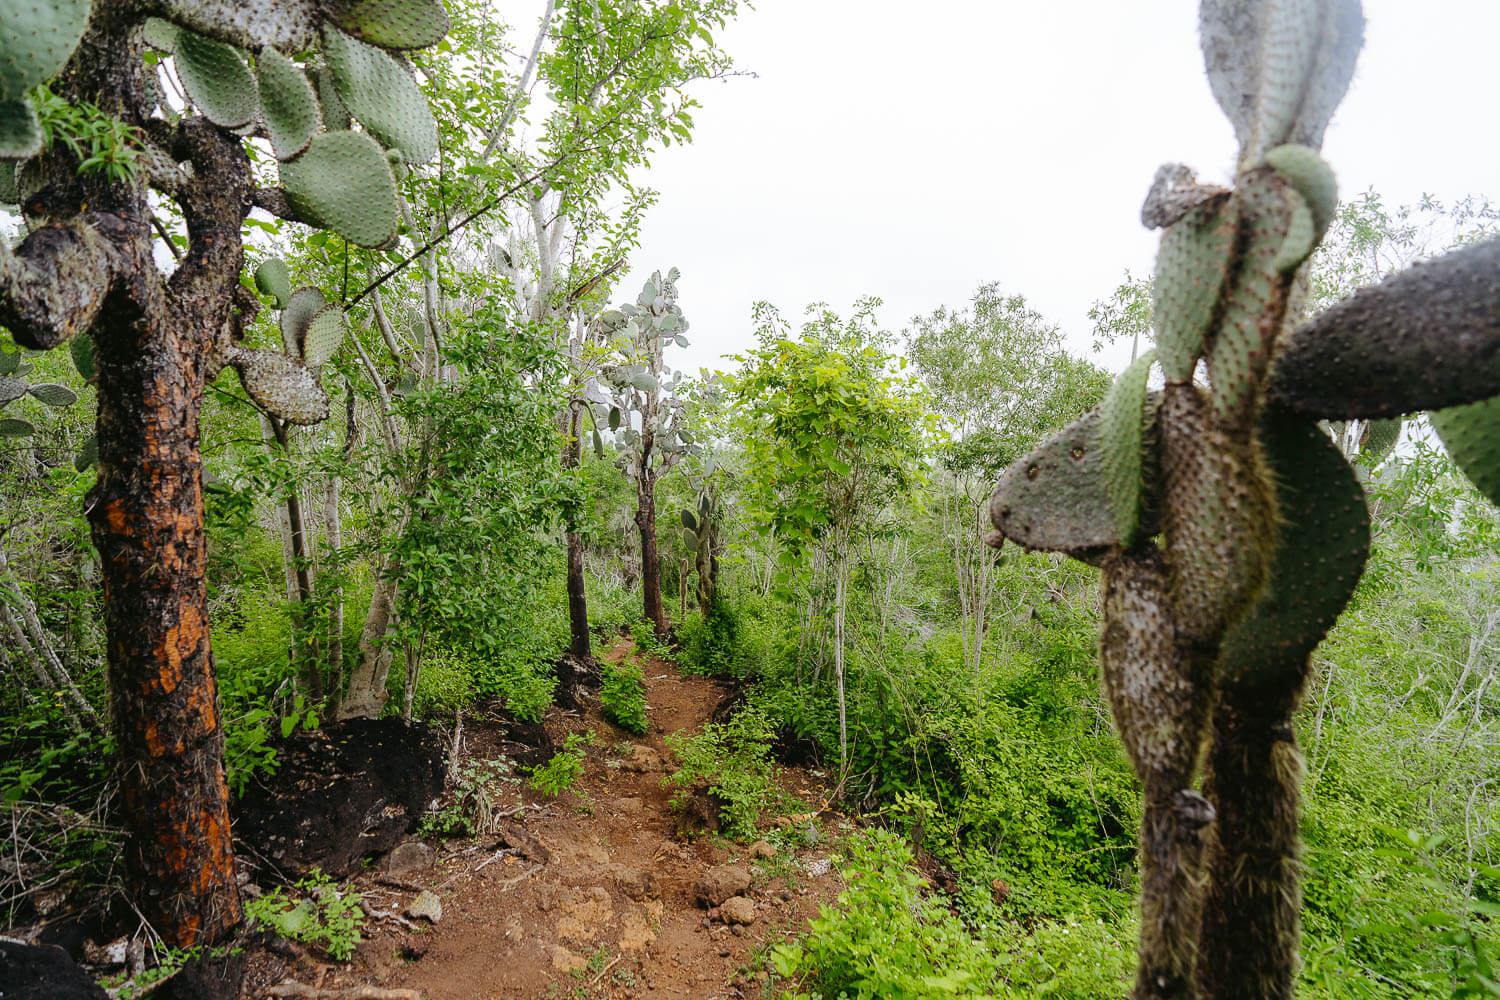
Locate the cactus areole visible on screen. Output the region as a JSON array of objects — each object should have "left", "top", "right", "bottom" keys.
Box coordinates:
[
  {"left": 987, "top": 2, "right": 1500, "bottom": 998},
  {"left": 0, "top": 0, "right": 448, "bottom": 949}
]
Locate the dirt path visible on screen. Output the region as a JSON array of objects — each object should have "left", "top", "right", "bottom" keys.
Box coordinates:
[{"left": 270, "top": 640, "right": 844, "bottom": 1000}]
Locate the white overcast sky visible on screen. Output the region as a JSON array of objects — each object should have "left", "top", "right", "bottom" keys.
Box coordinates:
[{"left": 602, "top": 0, "right": 1499, "bottom": 377}]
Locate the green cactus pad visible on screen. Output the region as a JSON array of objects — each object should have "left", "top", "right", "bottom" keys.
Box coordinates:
[
  {"left": 0, "top": 351, "right": 18, "bottom": 375},
  {"left": 280, "top": 286, "right": 325, "bottom": 354},
  {"left": 0, "top": 417, "right": 34, "bottom": 436},
  {"left": 226, "top": 346, "right": 331, "bottom": 425},
  {"left": 256, "top": 48, "right": 321, "bottom": 161},
  {"left": 0, "top": 375, "right": 25, "bottom": 404},
  {"left": 279, "top": 130, "right": 399, "bottom": 247},
  {"left": 1264, "top": 144, "right": 1337, "bottom": 237},
  {"left": 321, "top": 0, "right": 450, "bottom": 50},
  {"left": 681, "top": 509, "right": 698, "bottom": 532},
  {"left": 0, "top": 99, "right": 43, "bottom": 159},
  {"left": 254, "top": 257, "right": 293, "bottom": 308},
  {"left": 1218, "top": 413, "right": 1369, "bottom": 690},
  {"left": 300, "top": 303, "right": 345, "bottom": 368},
  {"left": 0, "top": 160, "right": 17, "bottom": 202},
  {"left": 1160, "top": 381, "right": 1275, "bottom": 646},
  {"left": 1430, "top": 395, "right": 1500, "bottom": 508},
  {"left": 27, "top": 382, "right": 77, "bottom": 407},
  {"left": 592, "top": 428, "right": 603, "bottom": 459},
  {"left": 74, "top": 433, "right": 96, "bottom": 471},
  {"left": 1199, "top": 0, "right": 1320, "bottom": 162},
  {"left": 175, "top": 29, "right": 259, "bottom": 129},
  {"left": 141, "top": 17, "right": 178, "bottom": 53},
  {"left": 683, "top": 529, "right": 699, "bottom": 553},
  {"left": 990, "top": 400, "right": 1162, "bottom": 557},
  {"left": 1100, "top": 350, "right": 1158, "bottom": 547},
  {"left": 0, "top": 0, "right": 90, "bottom": 104},
  {"left": 322, "top": 26, "right": 437, "bottom": 164},
  {"left": 308, "top": 65, "right": 351, "bottom": 130},
  {"left": 1359, "top": 418, "right": 1401, "bottom": 467},
  {"left": 1205, "top": 171, "right": 1296, "bottom": 431},
  {"left": 1272, "top": 189, "right": 1316, "bottom": 273},
  {"left": 1152, "top": 196, "right": 1236, "bottom": 381}
]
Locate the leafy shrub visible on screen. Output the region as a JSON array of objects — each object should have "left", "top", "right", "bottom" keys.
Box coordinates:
[
  {"left": 601, "top": 660, "right": 648, "bottom": 735},
  {"left": 244, "top": 869, "right": 364, "bottom": 961},
  {"left": 411, "top": 645, "right": 478, "bottom": 720},
  {"left": 528, "top": 732, "right": 592, "bottom": 797},
  {"left": 664, "top": 707, "right": 774, "bottom": 841},
  {"left": 677, "top": 597, "right": 741, "bottom": 677},
  {"left": 773, "top": 828, "right": 1005, "bottom": 999},
  {"left": 419, "top": 757, "right": 519, "bottom": 837},
  {"left": 467, "top": 656, "right": 555, "bottom": 723}
]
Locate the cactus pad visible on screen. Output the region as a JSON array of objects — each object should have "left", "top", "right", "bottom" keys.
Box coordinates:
[
  {"left": 990, "top": 403, "right": 1162, "bottom": 557},
  {"left": 141, "top": 17, "right": 178, "bottom": 53},
  {"left": 27, "top": 382, "right": 77, "bottom": 407},
  {"left": 254, "top": 257, "right": 293, "bottom": 309},
  {"left": 1266, "top": 236, "right": 1500, "bottom": 419},
  {"left": 175, "top": 29, "right": 259, "bottom": 129},
  {"left": 0, "top": 417, "right": 34, "bottom": 437},
  {"left": 280, "top": 286, "right": 326, "bottom": 354},
  {"left": 1152, "top": 194, "right": 1237, "bottom": 381},
  {"left": 1430, "top": 395, "right": 1500, "bottom": 508},
  {"left": 279, "top": 130, "right": 399, "bottom": 247},
  {"left": 681, "top": 509, "right": 697, "bottom": 531},
  {"left": 300, "top": 303, "right": 345, "bottom": 368},
  {"left": 256, "top": 48, "right": 321, "bottom": 161},
  {"left": 322, "top": 26, "right": 437, "bottom": 164},
  {"left": 1160, "top": 382, "right": 1274, "bottom": 646},
  {"left": 309, "top": 65, "right": 351, "bottom": 130},
  {"left": 321, "top": 0, "right": 451, "bottom": 50},
  {"left": 0, "top": 99, "right": 42, "bottom": 159},
  {"left": 0, "top": 0, "right": 90, "bottom": 104},
  {"left": 1100, "top": 350, "right": 1159, "bottom": 547},
  {"left": 0, "top": 375, "right": 25, "bottom": 405},
  {"left": 1264, "top": 144, "right": 1337, "bottom": 237},
  {"left": 1358, "top": 417, "right": 1400, "bottom": 467},
  {"left": 74, "top": 433, "right": 97, "bottom": 471},
  {"left": 1218, "top": 413, "right": 1369, "bottom": 689},
  {"left": 226, "top": 346, "right": 330, "bottom": 425},
  {"left": 0, "top": 160, "right": 15, "bottom": 202}
]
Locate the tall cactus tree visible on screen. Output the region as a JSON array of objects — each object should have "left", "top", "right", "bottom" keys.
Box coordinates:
[
  {"left": 986, "top": 3, "right": 1500, "bottom": 998},
  {"left": 0, "top": 0, "right": 446, "bottom": 949},
  {"left": 597, "top": 267, "right": 703, "bottom": 639}
]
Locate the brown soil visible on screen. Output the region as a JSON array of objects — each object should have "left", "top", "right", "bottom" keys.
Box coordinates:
[{"left": 244, "top": 639, "right": 847, "bottom": 1000}]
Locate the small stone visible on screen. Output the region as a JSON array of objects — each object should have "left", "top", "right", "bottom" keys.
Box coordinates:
[
  {"left": 747, "top": 840, "right": 775, "bottom": 860},
  {"left": 695, "top": 864, "right": 752, "bottom": 907},
  {"left": 405, "top": 889, "right": 442, "bottom": 923},
  {"left": 384, "top": 840, "right": 435, "bottom": 875},
  {"left": 502, "top": 917, "right": 525, "bottom": 941},
  {"left": 615, "top": 867, "right": 660, "bottom": 901},
  {"left": 805, "top": 857, "right": 832, "bottom": 878},
  {"left": 720, "top": 896, "right": 756, "bottom": 926},
  {"left": 730, "top": 923, "right": 745, "bottom": 936},
  {"left": 718, "top": 945, "right": 731, "bottom": 957}
]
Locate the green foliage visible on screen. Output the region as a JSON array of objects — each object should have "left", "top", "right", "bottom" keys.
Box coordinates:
[
  {"left": 528, "top": 732, "right": 593, "bottom": 798},
  {"left": 601, "top": 660, "right": 648, "bottom": 735},
  {"left": 676, "top": 598, "right": 741, "bottom": 676},
  {"left": 419, "top": 757, "right": 518, "bottom": 838},
  {"left": 33, "top": 87, "right": 143, "bottom": 183},
  {"left": 244, "top": 869, "right": 365, "bottom": 961},
  {"left": 664, "top": 707, "right": 774, "bottom": 841}
]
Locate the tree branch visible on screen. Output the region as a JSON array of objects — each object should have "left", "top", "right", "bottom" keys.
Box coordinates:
[
  {"left": 1267, "top": 236, "right": 1500, "bottom": 419},
  {"left": 0, "top": 217, "right": 119, "bottom": 350}
]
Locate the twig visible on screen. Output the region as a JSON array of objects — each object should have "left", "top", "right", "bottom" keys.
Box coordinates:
[
  {"left": 589, "top": 955, "right": 624, "bottom": 986},
  {"left": 266, "top": 985, "right": 422, "bottom": 999},
  {"left": 373, "top": 875, "right": 422, "bottom": 892}
]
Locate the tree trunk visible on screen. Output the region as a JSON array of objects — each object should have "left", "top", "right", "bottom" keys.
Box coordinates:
[
  {"left": 340, "top": 563, "right": 399, "bottom": 718},
  {"left": 271, "top": 419, "right": 322, "bottom": 700},
  {"left": 563, "top": 403, "right": 591, "bottom": 659},
  {"left": 832, "top": 544, "right": 849, "bottom": 778},
  {"left": 635, "top": 435, "right": 668, "bottom": 639},
  {"left": 91, "top": 302, "right": 241, "bottom": 948}
]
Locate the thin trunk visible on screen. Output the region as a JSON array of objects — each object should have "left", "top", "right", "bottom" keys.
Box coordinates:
[
  {"left": 324, "top": 470, "right": 344, "bottom": 696},
  {"left": 833, "top": 545, "right": 849, "bottom": 779},
  {"left": 271, "top": 420, "right": 322, "bottom": 701},
  {"left": 562, "top": 403, "right": 591, "bottom": 658},
  {"left": 0, "top": 546, "right": 100, "bottom": 731},
  {"left": 341, "top": 564, "right": 399, "bottom": 719},
  {"left": 636, "top": 433, "right": 668, "bottom": 638}
]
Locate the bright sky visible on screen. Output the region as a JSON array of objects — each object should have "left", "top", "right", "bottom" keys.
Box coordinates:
[{"left": 612, "top": 1, "right": 1500, "bottom": 377}]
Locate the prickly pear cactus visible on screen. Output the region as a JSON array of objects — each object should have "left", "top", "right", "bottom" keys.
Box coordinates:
[{"left": 986, "top": 3, "right": 1500, "bottom": 998}]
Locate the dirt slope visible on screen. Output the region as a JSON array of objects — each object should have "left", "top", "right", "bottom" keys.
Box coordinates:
[{"left": 252, "top": 640, "right": 844, "bottom": 1000}]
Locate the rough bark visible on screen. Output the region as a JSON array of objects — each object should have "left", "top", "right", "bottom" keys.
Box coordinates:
[
  {"left": 635, "top": 431, "right": 668, "bottom": 639},
  {"left": 563, "top": 403, "right": 591, "bottom": 659}
]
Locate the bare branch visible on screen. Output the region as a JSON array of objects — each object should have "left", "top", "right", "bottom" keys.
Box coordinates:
[
  {"left": 250, "top": 186, "right": 301, "bottom": 223},
  {"left": 1268, "top": 236, "right": 1500, "bottom": 419}
]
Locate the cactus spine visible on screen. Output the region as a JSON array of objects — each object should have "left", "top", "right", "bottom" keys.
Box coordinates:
[{"left": 988, "top": 2, "right": 1500, "bottom": 997}]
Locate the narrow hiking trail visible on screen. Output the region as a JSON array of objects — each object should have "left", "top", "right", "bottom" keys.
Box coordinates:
[{"left": 260, "top": 639, "right": 846, "bottom": 1000}]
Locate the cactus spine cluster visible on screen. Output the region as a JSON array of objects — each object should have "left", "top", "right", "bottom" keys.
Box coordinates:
[{"left": 987, "top": 2, "right": 1500, "bottom": 998}]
